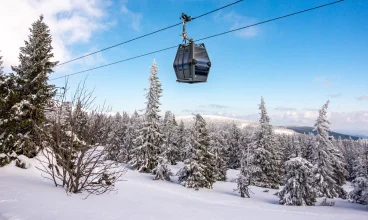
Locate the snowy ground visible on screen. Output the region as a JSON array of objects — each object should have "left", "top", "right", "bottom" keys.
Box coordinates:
[{"left": 0, "top": 160, "right": 366, "bottom": 220}]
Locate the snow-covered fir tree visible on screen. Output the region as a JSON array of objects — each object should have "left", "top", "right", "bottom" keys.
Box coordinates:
[
  {"left": 152, "top": 156, "right": 173, "bottom": 181},
  {"left": 161, "top": 111, "right": 180, "bottom": 165},
  {"left": 349, "top": 143, "right": 368, "bottom": 205},
  {"left": 236, "top": 142, "right": 251, "bottom": 198},
  {"left": 177, "top": 114, "right": 216, "bottom": 190},
  {"left": 248, "top": 97, "right": 283, "bottom": 189},
  {"left": 125, "top": 110, "right": 141, "bottom": 163},
  {"left": 209, "top": 130, "right": 227, "bottom": 181},
  {"left": 177, "top": 120, "right": 187, "bottom": 161},
  {"left": 329, "top": 136, "right": 349, "bottom": 198},
  {"left": 278, "top": 157, "right": 317, "bottom": 206},
  {"left": 106, "top": 112, "right": 127, "bottom": 162},
  {"left": 227, "top": 123, "right": 242, "bottom": 169},
  {"left": 117, "top": 111, "right": 131, "bottom": 162},
  {"left": 1, "top": 15, "right": 57, "bottom": 163},
  {"left": 313, "top": 100, "right": 347, "bottom": 198},
  {"left": 343, "top": 137, "right": 360, "bottom": 180},
  {"left": 130, "top": 60, "right": 163, "bottom": 173},
  {"left": 301, "top": 133, "right": 316, "bottom": 163}
]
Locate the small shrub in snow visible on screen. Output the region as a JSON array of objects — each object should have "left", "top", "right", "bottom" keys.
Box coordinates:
[
  {"left": 320, "top": 198, "right": 335, "bottom": 206},
  {"left": 263, "top": 189, "right": 269, "bottom": 193},
  {"left": 152, "top": 157, "right": 172, "bottom": 181},
  {"left": 278, "top": 157, "right": 317, "bottom": 206},
  {"left": 15, "top": 155, "right": 31, "bottom": 169}
]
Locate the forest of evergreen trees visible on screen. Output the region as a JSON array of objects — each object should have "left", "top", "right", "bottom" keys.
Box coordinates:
[{"left": 0, "top": 15, "right": 367, "bottom": 206}]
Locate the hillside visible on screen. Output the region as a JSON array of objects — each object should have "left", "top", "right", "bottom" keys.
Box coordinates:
[
  {"left": 0, "top": 160, "right": 366, "bottom": 220},
  {"left": 176, "top": 115, "right": 296, "bottom": 135},
  {"left": 176, "top": 115, "right": 363, "bottom": 140},
  {"left": 286, "top": 126, "right": 361, "bottom": 140}
]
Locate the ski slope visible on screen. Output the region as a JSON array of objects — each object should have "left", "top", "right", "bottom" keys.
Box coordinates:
[{"left": 0, "top": 160, "right": 366, "bottom": 220}]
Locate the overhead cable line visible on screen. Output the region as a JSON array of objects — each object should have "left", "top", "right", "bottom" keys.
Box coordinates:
[
  {"left": 55, "top": 0, "right": 244, "bottom": 67},
  {"left": 50, "top": 0, "right": 344, "bottom": 81}
]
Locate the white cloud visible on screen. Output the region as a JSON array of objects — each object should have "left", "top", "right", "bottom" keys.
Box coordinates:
[
  {"left": 222, "top": 12, "right": 258, "bottom": 38},
  {"left": 313, "top": 75, "right": 340, "bottom": 87},
  {"left": 328, "top": 93, "right": 342, "bottom": 98},
  {"left": 356, "top": 94, "right": 368, "bottom": 101},
  {"left": 272, "top": 110, "right": 368, "bottom": 133},
  {"left": 274, "top": 106, "right": 296, "bottom": 111},
  {"left": 121, "top": 2, "right": 142, "bottom": 31},
  {"left": 0, "top": 0, "right": 112, "bottom": 70}
]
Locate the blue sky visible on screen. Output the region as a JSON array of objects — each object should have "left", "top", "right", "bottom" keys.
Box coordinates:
[{"left": 1, "top": 0, "right": 367, "bottom": 134}]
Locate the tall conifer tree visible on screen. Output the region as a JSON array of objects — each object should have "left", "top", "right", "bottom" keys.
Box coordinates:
[
  {"left": 177, "top": 114, "right": 216, "bottom": 190},
  {"left": 130, "top": 60, "right": 163, "bottom": 173},
  {"left": 248, "top": 97, "right": 283, "bottom": 189},
  {"left": 1, "top": 15, "right": 57, "bottom": 160},
  {"left": 313, "top": 101, "right": 347, "bottom": 198}
]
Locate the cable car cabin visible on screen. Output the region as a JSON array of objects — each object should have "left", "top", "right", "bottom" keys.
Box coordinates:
[{"left": 173, "top": 42, "right": 211, "bottom": 84}]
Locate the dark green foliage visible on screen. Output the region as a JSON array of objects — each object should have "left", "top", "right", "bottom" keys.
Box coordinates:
[
  {"left": 178, "top": 114, "right": 216, "bottom": 190},
  {"left": 0, "top": 15, "right": 57, "bottom": 164}
]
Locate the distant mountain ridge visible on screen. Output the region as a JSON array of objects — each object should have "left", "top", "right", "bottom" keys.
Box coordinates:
[
  {"left": 285, "top": 126, "right": 361, "bottom": 140},
  {"left": 176, "top": 115, "right": 362, "bottom": 140},
  {"left": 176, "top": 115, "right": 296, "bottom": 135}
]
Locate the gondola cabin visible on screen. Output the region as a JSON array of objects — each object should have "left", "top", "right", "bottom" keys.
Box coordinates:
[{"left": 173, "top": 42, "right": 211, "bottom": 84}]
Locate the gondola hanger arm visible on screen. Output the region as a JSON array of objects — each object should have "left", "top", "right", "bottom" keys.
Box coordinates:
[{"left": 180, "top": 13, "right": 193, "bottom": 43}]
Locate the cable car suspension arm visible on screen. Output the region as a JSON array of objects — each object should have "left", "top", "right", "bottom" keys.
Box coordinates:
[{"left": 180, "top": 13, "right": 193, "bottom": 43}]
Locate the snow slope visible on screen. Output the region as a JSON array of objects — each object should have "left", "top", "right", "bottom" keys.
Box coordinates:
[{"left": 0, "top": 160, "right": 366, "bottom": 220}]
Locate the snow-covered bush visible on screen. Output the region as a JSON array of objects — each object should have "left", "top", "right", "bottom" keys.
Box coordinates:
[
  {"left": 349, "top": 177, "right": 368, "bottom": 205},
  {"left": 278, "top": 157, "right": 317, "bottom": 206},
  {"left": 320, "top": 198, "right": 335, "bottom": 206},
  {"left": 152, "top": 156, "right": 172, "bottom": 181}
]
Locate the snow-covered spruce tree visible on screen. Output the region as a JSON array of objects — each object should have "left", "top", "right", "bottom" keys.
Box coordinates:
[
  {"left": 301, "top": 133, "right": 316, "bottom": 163},
  {"left": 124, "top": 110, "right": 140, "bottom": 163},
  {"left": 152, "top": 156, "right": 173, "bottom": 181},
  {"left": 106, "top": 112, "right": 127, "bottom": 162},
  {"left": 313, "top": 100, "right": 347, "bottom": 199},
  {"left": 116, "top": 111, "right": 131, "bottom": 162},
  {"left": 161, "top": 111, "right": 180, "bottom": 165},
  {"left": 343, "top": 137, "right": 360, "bottom": 180},
  {"left": 177, "top": 114, "right": 216, "bottom": 190},
  {"left": 177, "top": 120, "right": 187, "bottom": 161},
  {"left": 249, "top": 97, "right": 283, "bottom": 189},
  {"left": 349, "top": 146, "right": 368, "bottom": 205},
  {"left": 0, "top": 53, "right": 18, "bottom": 165},
  {"left": 236, "top": 139, "right": 252, "bottom": 198},
  {"left": 227, "top": 123, "right": 242, "bottom": 169},
  {"left": 130, "top": 60, "right": 163, "bottom": 173},
  {"left": 209, "top": 131, "right": 227, "bottom": 181},
  {"left": 2, "top": 15, "right": 57, "bottom": 163},
  {"left": 278, "top": 157, "right": 317, "bottom": 206},
  {"left": 330, "top": 136, "right": 349, "bottom": 197}
]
